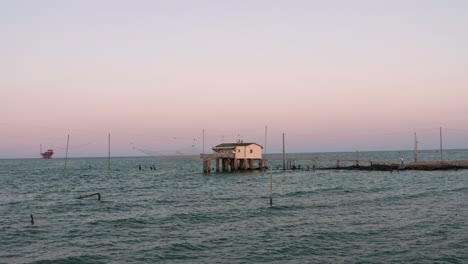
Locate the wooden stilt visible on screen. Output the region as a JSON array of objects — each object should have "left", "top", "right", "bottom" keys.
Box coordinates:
[{"left": 282, "top": 133, "right": 285, "bottom": 171}]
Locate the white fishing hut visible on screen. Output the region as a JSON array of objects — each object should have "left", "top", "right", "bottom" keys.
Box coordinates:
[{"left": 200, "top": 142, "right": 265, "bottom": 173}]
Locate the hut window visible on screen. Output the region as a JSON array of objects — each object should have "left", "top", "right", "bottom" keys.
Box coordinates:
[
  {"left": 238, "top": 149, "right": 240, "bottom": 153},
  {"left": 250, "top": 149, "right": 253, "bottom": 154}
]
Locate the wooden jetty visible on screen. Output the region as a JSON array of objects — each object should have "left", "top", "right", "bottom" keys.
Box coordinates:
[
  {"left": 201, "top": 151, "right": 468, "bottom": 172},
  {"left": 267, "top": 157, "right": 468, "bottom": 171},
  {"left": 200, "top": 141, "right": 468, "bottom": 172}
]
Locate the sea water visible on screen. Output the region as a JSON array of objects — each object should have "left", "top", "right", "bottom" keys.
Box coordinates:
[{"left": 1, "top": 150, "right": 467, "bottom": 263}]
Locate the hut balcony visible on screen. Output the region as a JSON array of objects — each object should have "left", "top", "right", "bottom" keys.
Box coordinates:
[{"left": 200, "top": 153, "right": 235, "bottom": 159}]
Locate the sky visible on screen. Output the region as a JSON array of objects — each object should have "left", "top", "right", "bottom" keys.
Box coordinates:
[{"left": 1, "top": 0, "right": 468, "bottom": 158}]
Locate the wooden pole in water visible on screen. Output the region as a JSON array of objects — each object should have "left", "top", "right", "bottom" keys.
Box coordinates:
[
  {"left": 282, "top": 133, "right": 285, "bottom": 171},
  {"left": 203, "top": 129, "right": 205, "bottom": 154},
  {"left": 64, "top": 134, "right": 70, "bottom": 170},
  {"left": 77, "top": 192, "right": 101, "bottom": 201},
  {"left": 440, "top": 127, "right": 443, "bottom": 163},
  {"left": 108, "top": 133, "right": 111, "bottom": 174},
  {"left": 414, "top": 132, "right": 418, "bottom": 162},
  {"left": 269, "top": 168, "right": 273, "bottom": 206},
  {"left": 264, "top": 125, "right": 268, "bottom": 155}
]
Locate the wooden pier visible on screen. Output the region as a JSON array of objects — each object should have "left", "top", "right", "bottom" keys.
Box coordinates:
[
  {"left": 267, "top": 157, "right": 468, "bottom": 171},
  {"left": 201, "top": 155, "right": 468, "bottom": 173},
  {"left": 200, "top": 141, "right": 468, "bottom": 173}
]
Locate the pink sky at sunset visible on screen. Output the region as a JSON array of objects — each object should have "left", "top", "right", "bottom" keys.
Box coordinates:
[{"left": 2, "top": 0, "right": 468, "bottom": 158}]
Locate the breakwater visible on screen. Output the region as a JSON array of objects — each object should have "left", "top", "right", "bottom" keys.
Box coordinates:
[{"left": 322, "top": 160, "right": 468, "bottom": 171}]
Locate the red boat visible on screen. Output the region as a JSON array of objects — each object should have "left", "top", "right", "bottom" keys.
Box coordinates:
[{"left": 40, "top": 145, "right": 54, "bottom": 159}]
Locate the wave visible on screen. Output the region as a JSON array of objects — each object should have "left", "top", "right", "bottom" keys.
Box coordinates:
[{"left": 31, "top": 255, "right": 108, "bottom": 264}]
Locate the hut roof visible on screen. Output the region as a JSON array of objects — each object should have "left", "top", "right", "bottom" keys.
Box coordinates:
[{"left": 214, "top": 143, "right": 263, "bottom": 149}]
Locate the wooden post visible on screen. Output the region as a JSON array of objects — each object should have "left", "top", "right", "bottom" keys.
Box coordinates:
[
  {"left": 108, "top": 133, "right": 111, "bottom": 175},
  {"left": 269, "top": 168, "right": 273, "bottom": 206},
  {"left": 440, "top": 127, "right": 443, "bottom": 163},
  {"left": 204, "top": 160, "right": 212, "bottom": 173},
  {"left": 312, "top": 160, "right": 316, "bottom": 170},
  {"left": 282, "top": 133, "right": 285, "bottom": 171},
  {"left": 225, "top": 159, "right": 230, "bottom": 172},
  {"left": 264, "top": 125, "right": 268, "bottom": 155},
  {"left": 216, "top": 159, "right": 220, "bottom": 172},
  {"left": 414, "top": 132, "right": 418, "bottom": 162},
  {"left": 64, "top": 134, "right": 70, "bottom": 170},
  {"left": 249, "top": 159, "right": 254, "bottom": 170},
  {"left": 77, "top": 192, "right": 101, "bottom": 201},
  {"left": 336, "top": 160, "right": 340, "bottom": 168}
]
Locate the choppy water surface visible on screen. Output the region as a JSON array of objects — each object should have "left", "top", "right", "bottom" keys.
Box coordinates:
[{"left": 1, "top": 150, "right": 467, "bottom": 263}]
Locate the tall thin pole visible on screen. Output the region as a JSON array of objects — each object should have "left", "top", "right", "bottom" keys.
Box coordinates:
[
  {"left": 269, "top": 168, "right": 273, "bottom": 206},
  {"left": 282, "top": 133, "right": 285, "bottom": 171},
  {"left": 264, "top": 125, "right": 268, "bottom": 155},
  {"left": 414, "top": 132, "right": 418, "bottom": 162},
  {"left": 108, "top": 133, "right": 111, "bottom": 174},
  {"left": 40, "top": 144, "right": 42, "bottom": 155},
  {"left": 203, "top": 129, "right": 205, "bottom": 154},
  {"left": 64, "top": 134, "right": 69, "bottom": 170},
  {"left": 440, "top": 127, "right": 443, "bottom": 163}
]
